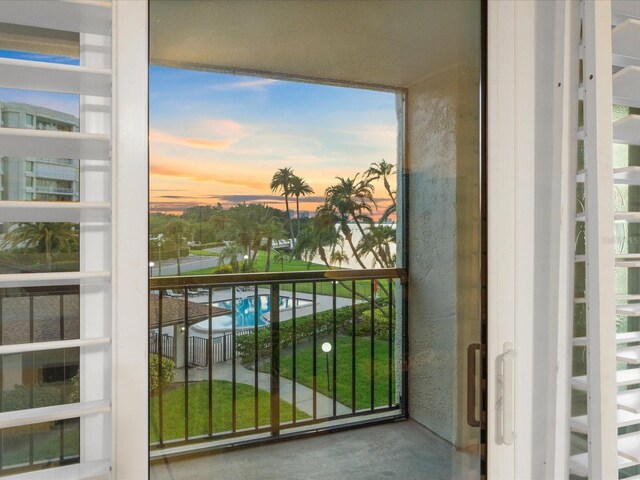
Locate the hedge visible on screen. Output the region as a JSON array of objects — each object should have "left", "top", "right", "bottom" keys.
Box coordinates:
[{"left": 236, "top": 301, "right": 390, "bottom": 364}]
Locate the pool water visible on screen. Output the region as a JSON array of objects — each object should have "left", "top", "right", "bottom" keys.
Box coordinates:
[{"left": 192, "top": 295, "right": 313, "bottom": 332}]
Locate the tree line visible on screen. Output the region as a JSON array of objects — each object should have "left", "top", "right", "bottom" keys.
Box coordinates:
[{"left": 0, "top": 159, "right": 396, "bottom": 274}]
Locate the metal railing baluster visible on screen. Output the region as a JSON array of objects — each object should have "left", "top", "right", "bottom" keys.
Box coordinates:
[
  {"left": 388, "top": 280, "right": 393, "bottom": 408},
  {"left": 231, "top": 288, "right": 237, "bottom": 433},
  {"left": 312, "top": 282, "right": 317, "bottom": 420},
  {"left": 332, "top": 280, "right": 337, "bottom": 418},
  {"left": 292, "top": 283, "right": 297, "bottom": 424},
  {"left": 351, "top": 281, "right": 356, "bottom": 413},
  {"left": 270, "top": 284, "right": 280, "bottom": 436},
  {"left": 370, "top": 280, "right": 375, "bottom": 411},
  {"left": 183, "top": 288, "right": 189, "bottom": 441},
  {"left": 158, "top": 290, "right": 164, "bottom": 445},
  {"left": 208, "top": 287, "right": 213, "bottom": 437},
  {"left": 254, "top": 285, "right": 259, "bottom": 429}
]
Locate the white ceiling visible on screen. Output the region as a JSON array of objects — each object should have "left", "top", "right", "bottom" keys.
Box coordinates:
[{"left": 150, "top": 0, "right": 481, "bottom": 89}]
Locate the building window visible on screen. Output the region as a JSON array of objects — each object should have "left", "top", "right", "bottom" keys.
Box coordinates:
[
  {"left": 25, "top": 161, "right": 33, "bottom": 172},
  {"left": 25, "top": 114, "right": 34, "bottom": 126}
]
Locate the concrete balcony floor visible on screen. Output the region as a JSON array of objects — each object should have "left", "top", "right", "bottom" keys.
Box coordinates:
[{"left": 150, "top": 420, "right": 480, "bottom": 480}]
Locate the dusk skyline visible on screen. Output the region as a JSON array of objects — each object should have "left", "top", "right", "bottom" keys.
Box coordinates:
[
  {"left": 149, "top": 65, "right": 398, "bottom": 216},
  {"left": 0, "top": 49, "right": 399, "bottom": 218}
]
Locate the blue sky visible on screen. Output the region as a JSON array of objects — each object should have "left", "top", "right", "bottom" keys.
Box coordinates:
[
  {"left": 149, "top": 66, "right": 398, "bottom": 214},
  {"left": 0, "top": 49, "right": 399, "bottom": 215},
  {"left": 0, "top": 50, "right": 79, "bottom": 116}
]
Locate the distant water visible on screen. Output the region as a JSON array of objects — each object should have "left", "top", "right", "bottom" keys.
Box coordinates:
[{"left": 310, "top": 223, "right": 397, "bottom": 269}]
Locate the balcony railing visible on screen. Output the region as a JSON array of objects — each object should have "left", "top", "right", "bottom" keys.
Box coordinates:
[{"left": 148, "top": 268, "right": 407, "bottom": 451}]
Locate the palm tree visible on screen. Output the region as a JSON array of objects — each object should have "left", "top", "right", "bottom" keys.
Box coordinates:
[
  {"left": 357, "top": 225, "right": 396, "bottom": 268},
  {"left": 323, "top": 175, "right": 383, "bottom": 268},
  {"left": 1, "top": 222, "right": 78, "bottom": 271},
  {"left": 329, "top": 250, "right": 349, "bottom": 269},
  {"left": 289, "top": 175, "right": 314, "bottom": 237},
  {"left": 225, "top": 204, "right": 259, "bottom": 257},
  {"left": 270, "top": 167, "right": 296, "bottom": 242},
  {"left": 293, "top": 210, "right": 341, "bottom": 268},
  {"left": 272, "top": 250, "right": 290, "bottom": 272},
  {"left": 365, "top": 159, "right": 396, "bottom": 205},
  {"left": 164, "top": 219, "right": 191, "bottom": 275},
  {"left": 219, "top": 242, "right": 244, "bottom": 272},
  {"left": 261, "top": 217, "right": 286, "bottom": 272}
]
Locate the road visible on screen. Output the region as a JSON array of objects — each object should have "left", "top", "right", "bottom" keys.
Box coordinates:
[{"left": 151, "top": 248, "right": 240, "bottom": 276}]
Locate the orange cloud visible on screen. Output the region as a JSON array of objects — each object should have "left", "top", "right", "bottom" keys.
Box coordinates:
[
  {"left": 150, "top": 164, "right": 265, "bottom": 190},
  {"left": 149, "top": 129, "right": 234, "bottom": 150}
]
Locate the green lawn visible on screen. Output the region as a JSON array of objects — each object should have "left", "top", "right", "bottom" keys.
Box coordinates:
[
  {"left": 259, "top": 335, "right": 396, "bottom": 411},
  {"left": 190, "top": 249, "right": 220, "bottom": 257},
  {"left": 149, "top": 380, "right": 308, "bottom": 443},
  {"left": 2, "top": 420, "right": 79, "bottom": 469},
  {"left": 185, "top": 251, "right": 386, "bottom": 300}
]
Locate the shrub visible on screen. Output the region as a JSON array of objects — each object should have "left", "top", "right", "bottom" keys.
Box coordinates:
[
  {"left": 2, "top": 384, "right": 64, "bottom": 411},
  {"left": 214, "top": 264, "right": 234, "bottom": 274},
  {"left": 353, "top": 307, "right": 396, "bottom": 341},
  {"left": 149, "top": 354, "right": 176, "bottom": 393},
  {"left": 236, "top": 305, "right": 358, "bottom": 365}
]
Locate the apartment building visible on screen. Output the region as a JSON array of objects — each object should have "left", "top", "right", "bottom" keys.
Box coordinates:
[{"left": 0, "top": 101, "right": 79, "bottom": 202}]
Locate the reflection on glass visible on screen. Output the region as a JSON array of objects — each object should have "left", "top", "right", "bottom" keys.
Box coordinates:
[
  {"left": 0, "top": 287, "right": 80, "bottom": 345},
  {"left": 0, "top": 418, "right": 79, "bottom": 475},
  {"left": 0, "top": 222, "right": 79, "bottom": 274},
  {"left": 1, "top": 348, "right": 79, "bottom": 412},
  {"left": 0, "top": 31, "right": 83, "bottom": 477},
  {"left": 1, "top": 92, "right": 80, "bottom": 203}
]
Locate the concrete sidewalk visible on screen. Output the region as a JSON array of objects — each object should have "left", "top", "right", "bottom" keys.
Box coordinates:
[{"left": 173, "top": 359, "right": 351, "bottom": 417}]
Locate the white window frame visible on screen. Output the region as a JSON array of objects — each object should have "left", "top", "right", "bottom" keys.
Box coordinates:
[{"left": 112, "top": 1, "right": 149, "bottom": 478}]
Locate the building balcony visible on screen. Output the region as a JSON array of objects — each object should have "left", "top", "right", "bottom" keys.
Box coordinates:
[{"left": 148, "top": 268, "right": 407, "bottom": 460}]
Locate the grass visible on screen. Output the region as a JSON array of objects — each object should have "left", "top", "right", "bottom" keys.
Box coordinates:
[
  {"left": 2, "top": 419, "right": 79, "bottom": 469},
  {"left": 185, "top": 251, "right": 389, "bottom": 300},
  {"left": 149, "top": 380, "right": 308, "bottom": 443},
  {"left": 190, "top": 249, "right": 220, "bottom": 257},
  {"left": 258, "top": 335, "right": 396, "bottom": 411}
]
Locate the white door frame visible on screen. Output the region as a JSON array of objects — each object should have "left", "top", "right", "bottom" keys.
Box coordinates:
[
  {"left": 112, "top": 1, "right": 149, "bottom": 478},
  {"left": 487, "top": 1, "right": 536, "bottom": 478}
]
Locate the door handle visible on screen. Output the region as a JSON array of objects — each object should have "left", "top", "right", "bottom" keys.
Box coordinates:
[
  {"left": 496, "top": 342, "right": 515, "bottom": 446},
  {"left": 467, "top": 343, "right": 481, "bottom": 427}
]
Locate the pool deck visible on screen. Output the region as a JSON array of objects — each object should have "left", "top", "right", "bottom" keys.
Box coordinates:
[{"left": 186, "top": 287, "right": 355, "bottom": 339}]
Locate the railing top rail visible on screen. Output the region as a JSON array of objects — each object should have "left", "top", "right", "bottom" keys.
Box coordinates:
[{"left": 149, "top": 267, "right": 407, "bottom": 289}]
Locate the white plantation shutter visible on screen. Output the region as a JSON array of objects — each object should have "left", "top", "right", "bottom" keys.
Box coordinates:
[
  {"left": 0, "top": 1, "right": 113, "bottom": 479},
  {"left": 568, "top": 1, "right": 640, "bottom": 478}
]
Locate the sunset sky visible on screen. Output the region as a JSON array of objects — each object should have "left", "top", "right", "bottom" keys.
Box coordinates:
[
  {"left": 149, "top": 66, "right": 399, "bottom": 216},
  {"left": 0, "top": 49, "right": 400, "bottom": 218}
]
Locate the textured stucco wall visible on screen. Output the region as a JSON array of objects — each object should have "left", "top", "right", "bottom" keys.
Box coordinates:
[{"left": 406, "top": 64, "right": 480, "bottom": 447}]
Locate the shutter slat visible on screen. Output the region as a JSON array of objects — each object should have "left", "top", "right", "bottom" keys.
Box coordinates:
[
  {"left": 569, "top": 452, "right": 636, "bottom": 477},
  {"left": 613, "top": 114, "right": 640, "bottom": 145},
  {"left": 0, "top": 128, "right": 110, "bottom": 160},
  {"left": 572, "top": 368, "right": 640, "bottom": 390},
  {"left": 618, "top": 389, "right": 640, "bottom": 413},
  {"left": 0, "top": 399, "right": 109, "bottom": 429},
  {"left": 571, "top": 409, "right": 640, "bottom": 434},
  {"left": 0, "top": 271, "right": 109, "bottom": 288},
  {"left": 618, "top": 346, "right": 640, "bottom": 364},
  {"left": 0, "top": 200, "right": 110, "bottom": 222},
  {"left": 0, "top": 58, "right": 111, "bottom": 97},
  {"left": 613, "top": 19, "right": 640, "bottom": 67},
  {"left": 613, "top": 66, "right": 640, "bottom": 107},
  {"left": 0, "top": 337, "right": 110, "bottom": 355},
  {"left": 0, "top": 0, "right": 111, "bottom": 36},
  {"left": 574, "top": 332, "right": 640, "bottom": 346}
]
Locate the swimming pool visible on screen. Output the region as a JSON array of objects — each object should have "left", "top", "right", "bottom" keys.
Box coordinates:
[{"left": 192, "top": 295, "right": 313, "bottom": 332}]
